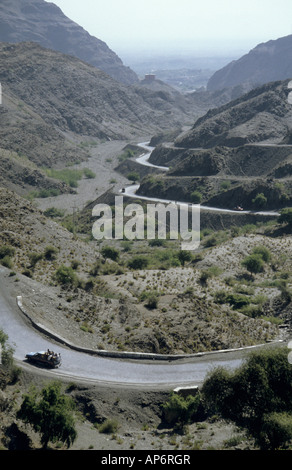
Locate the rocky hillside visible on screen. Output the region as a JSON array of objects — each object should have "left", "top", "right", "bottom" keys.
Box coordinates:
[
  {"left": 0, "top": 42, "right": 195, "bottom": 142},
  {"left": 207, "top": 34, "right": 292, "bottom": 92},
  {"left": 0, "top": 186, "right": 285, "bottom": 356},
  {"left": 0, "top": 41, "right": 203, "bottom": 195},
  {"left": 138, "top": 80, "right": 292, "bottom": 210},
  {"left": 174, "top": 80, "right": 292, "bottom": 149},
  {"left": 0, "top": 0, "right": 138, "bottom": 85}
]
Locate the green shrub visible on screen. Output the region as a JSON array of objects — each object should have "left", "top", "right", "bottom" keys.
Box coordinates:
[
  {"left": 178, "top": 250, "right": 192, "bottom": 266},
  {"left": 203, "top": 235, "right": 219, "bottom": 247},
  {"left": 214, "top": 290, "right": 228, "bottom": 304},
  {"left": 190, "top": 191, "right": 202, "bottom": 204},
  {"left": 43, "top": 207, "right": 65, "bottom": 218},
  {"left": 278, "top": 207, "right": 292, "bottom": 228},
  {"left": 226, "top": 293, "right": 251, "bottom": 309},
  {"left": 17, "top": 381, "right": 77, "bottom": 448},
  {"left": 71, "top": 260, "right": 80, "bottom": 270},
  {"left": 45, "top": 168, "right": 84, "bottom": 188},
  {"left": 127, "top": 171, "right": 140, "bottom": 182},
  {"left": 0, "top": 328, "right": 15, "bottom": 370},
  {"left": 83, "top": 168, "right": 96, "bottom": 179},
  {"left": 1, "top": 255, "right": 13, "bottom": 269},
  {"left": 120, "top": 240, "right": 133, "bottom": 252},
  {"left": 44, "top": 245, "right": 58, "bottom": 261},
  {"left": 0, "top": 245, "right": 15, "bottom": 259},
  {"left": 101, "top": 246, "right": 120, "bottom": 261},
  {"left": 252, "top": 245, "right": 271, "bottom": 263},
  {"left": 139, "top": 290, "right": 160, "bottom": 309},
  {"left": 214, "top": 291, "right": 253, "bottom": 310},
  {"left": 162, "top": 392, "right": 201, "bottom": 425},
  {"left": 118, "top": 149, "right": 135, "bottom": 162},
  {"left": 90, "top": 260, "right": 102, "bottom": 276},
  {"left": 148, "top": 239, "right": 166, "bottom": 247},
  {"left": 34, "top": 188, "right": 61, "bottom": 198},
  {"left": 252, "top": 192, "right": 267, "bottom": 207},
  {"left": 145, "top": 295, "right": 158, "bottom": 309},
  {"left": 128, "top": 256, "right": 149, "bottom": 270},
  {"left": 54, "top": 265, "right": 77, "bottom": 285},
  {"left": 241, "top": 253, "right": 265, "bottom": 275},
  {"left": 199, "top": 270, "right": 212, "bottom": 286},
  {"left": 260, "top": 412, "right": 292, "bottom": 450},
  {"left": 220, "top": 180, "right": 231, "bottom": 191},
  {"left": 98, "top": 419, "right": 119, "bottom": 434},
  {"left": 28, "top": 252, "right": 43, "bottom": 268}
]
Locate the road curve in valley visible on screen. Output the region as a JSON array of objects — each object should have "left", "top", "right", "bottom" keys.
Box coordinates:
[
  {"left": 123, "top": 142, "right": 280, "bottom": 217},
  {"left": 0, "top": 142, "right": 280, "bottom": 387},
  {"left": 0, "top": 266, "right": 250, "bottom": 387}
]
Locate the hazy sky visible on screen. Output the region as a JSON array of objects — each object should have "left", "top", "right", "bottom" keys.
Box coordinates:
[{"left": 49, "top": 0, "right": 292, "bottom": 58}]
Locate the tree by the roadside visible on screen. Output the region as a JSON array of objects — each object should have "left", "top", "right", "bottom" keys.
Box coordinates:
[
  {"left": 162, "top": 391, "right": 201, "bottom": 426},
  {"left": 278, "top": 207, "right": 292, "bottom": 229},
  {"left": 0, "top": 328, "right": 20, "bottom": 386},
  {"left": 17, "top": 381, "right": 77, "bottom": 449},
  {"left": 201, "top": 347, "right": 292, "bottom": 449},
  {"left": 252, "top": 192, "right": 267, "bottom": 208}
]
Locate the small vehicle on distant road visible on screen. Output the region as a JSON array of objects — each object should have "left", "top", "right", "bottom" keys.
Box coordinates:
[
  {"left": 25, "top": 350, "right": 61, "bottom": 368},
  {"left": 233, "top": 205, "right": 244, "bottom": 211}
]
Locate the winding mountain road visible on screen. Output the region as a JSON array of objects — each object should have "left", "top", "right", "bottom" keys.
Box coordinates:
[
  {"left": 0, "top": 142, "right": 281, "bottom": 388},
  {"left": 0, "top": 266, "right": 247, "bottom": 387},
  {"left": 123, "top": 142, "right": 280, "bottom": 217}
]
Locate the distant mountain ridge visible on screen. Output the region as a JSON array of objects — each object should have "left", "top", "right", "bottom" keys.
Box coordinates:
[
  {"left": 207, "top": 34, "right": 292, "bottom": 92},
  {"left": 0, "top": 0, "right": 138, "bottom": 84}
]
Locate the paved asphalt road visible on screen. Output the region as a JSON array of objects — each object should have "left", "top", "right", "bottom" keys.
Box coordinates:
[
  {"left": 0, "top": 267, "right": 248, "bottom": 387},
  {"left": 0, "top": 142, "right": 280, "bottom": 387},
  {"left": 130, "top": 143, "right": 280, "bottom": 217}
]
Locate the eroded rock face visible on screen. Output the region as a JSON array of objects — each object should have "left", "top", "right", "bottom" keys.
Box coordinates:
[{"left": 0, "top": 0, "right": 138, "bottom": 85}]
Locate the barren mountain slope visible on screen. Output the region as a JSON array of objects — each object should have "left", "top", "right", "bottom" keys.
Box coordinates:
[
  {"left": 0, "top": 186, "right": 284, "bottom": 355},
  {"left": 175, "top": 80, "right": 292, "bottom": 149},
  {"left": 0, "top": 0, "right": 138, "bottom": 84},
  {"left": 0, "top": 41, "right": 199, "bottom": 194},
  {"left": 137, "top": 80, "right": 292, "bottom": 210},
  {"left": 0, "top": 42, "right": 193, "bottom": 143}
]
